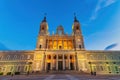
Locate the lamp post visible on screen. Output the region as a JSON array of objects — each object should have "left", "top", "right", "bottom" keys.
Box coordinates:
[{"left": 88, "top": 62, "right": 93, "bottom": 75}]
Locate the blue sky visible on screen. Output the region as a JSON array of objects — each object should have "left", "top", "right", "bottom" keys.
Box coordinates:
[{"left": 0, "top": 0, "right": 120, "bottom": 50}]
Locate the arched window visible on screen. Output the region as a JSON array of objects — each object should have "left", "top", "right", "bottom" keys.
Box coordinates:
[
  {"left": 14, "top": 55, "right": 17, "bottom": 60},
  {"left": 53, "top": 55, "right": 56, "bottom": 59},
  {"left": 58, "top": 55, "right": 62, "bottom": 59},
  {"left": 119, "top": 56, "right": 120, "bottom": 60},
  {"left": 111, "top": 55, "right": 113, "bottom": 60},
  {"left": 79, "top": 45, "right": 81, "bottom": 49},
  {"left": 39, "top": 45, "right": 42, "bottom": 49},
  {"left": 6, "top": 55, "right": 10, "bottom": 60},
  {"left": 47, "top": 55, "right": 51, "bottom": 59},
  {"left": 0, "top": 56, "right": 3, "bottom": 60},
  {"left": 70, "top": 55, "right": 72, "bottom": 59},
  {"left": 76, "top": 26, "right": 79, "bottom": 30},
  {"left": 104, "top": 55, "right": 107, "bottom": 60},
  {"left": 108, "top": 66, "right": 111, "bottom": 71},
  {"left": 90, "top": 55, "right": 93, "bottom": 60},
  {"left": 42, "top": 27, "right": 44, "bottom": 30},
  {"left": 17, "top": 66, "right": 21, "bottom": 72},
  {"left": 97, "top": 55, "right": 101, "bottom": 60},
  {"left": 115, "top": 66, "right": 118, "bottom": 71},
  {"left": 27, "top": 55, "right": 31, "bottom": 60},
  {"left": 10, "top": 66, "right": 13, "bottom": 71},
  {"left": 64, "top": 55, "right": 67, "bottom": 59},
  {"left": 100, "top": 66, "right": 104, "bottom": 71},
  {"left": 20, "top": 55, "right": 24, "bottom": 60}
]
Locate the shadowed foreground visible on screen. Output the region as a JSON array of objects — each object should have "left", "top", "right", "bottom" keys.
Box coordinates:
[{"left": 0, "top": 74, "right": 120, "bottom": 80}]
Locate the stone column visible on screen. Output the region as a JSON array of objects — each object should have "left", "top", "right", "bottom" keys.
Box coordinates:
[
  {"left": 57, "top": 39, "right": 58, "bottom": 50},
  {"left": 62, "top": 40, "right": 64, "bottom": 49},
  {"left": 72, "top": 39, "right": 73, "bottom": 49},
  {"left": 63, "top": 54, "right": 65, "bottom": 70},
  {"left": 56, "top": 54, "right": 58, "bottom": 70},
  {"left": 51, "top": 54, "right": 53, "bottom": 70},
  {"left": 47, "top": 39, "right": 49, "bottom": 49},
  {"left": 68, "top": 54, "right": 70, "bottom": 70},
  {"left": 45, "top": 54, "right": 47, "bottom": 71},
  {"left": 42, "top": 53, "right": 45, "bottom": 71},
  {"left": 67, "top": 40, "right": 68, "bottom": 49},
  {"left": 52, "top": 39, "right": 53, "bottom": 49},
  {"left": 74, "top": 55, "right": 76, "bottom": 70}
]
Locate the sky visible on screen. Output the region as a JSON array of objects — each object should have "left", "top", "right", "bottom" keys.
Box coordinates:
[{"left": 0, "top": 0, "right": 120, "bottom": 50}]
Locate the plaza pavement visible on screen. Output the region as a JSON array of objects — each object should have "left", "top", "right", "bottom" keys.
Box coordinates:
[{"left": 0, "top": 74, "right": 120, "bottom": 80}]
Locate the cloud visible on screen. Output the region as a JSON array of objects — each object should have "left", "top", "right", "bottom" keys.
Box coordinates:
[
  {"left": 105, "top": 42, "right": 120, "bottom": 50},
  {"left": 105, "top": 43, "right": 118, "bottom": 50},
  {"left": 90, "top": 0, "right": 116, "bottom": 21}
]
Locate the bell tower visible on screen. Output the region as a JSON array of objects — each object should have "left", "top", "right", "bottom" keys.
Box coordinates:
[
  {"left": 36, "top": 15, "right": 49, "bottom": 50},
  {"left": 39, "top": 16, "right": 48, "bottom": 35},
  {"left": 72, "top": 14, "right": 85, "bottom": 50}
]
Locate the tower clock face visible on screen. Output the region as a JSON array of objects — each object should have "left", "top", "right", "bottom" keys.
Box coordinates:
[{"left": 40, "top": 39, "right": 43, "bottom": 42}]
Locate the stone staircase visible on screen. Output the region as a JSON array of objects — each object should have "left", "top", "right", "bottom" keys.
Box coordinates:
[
  {"left": 29, "top": 70, "right": 90, "bottom": 75},
  {"left": 46, "top": 70, "right": 89, "bottom": 75}
]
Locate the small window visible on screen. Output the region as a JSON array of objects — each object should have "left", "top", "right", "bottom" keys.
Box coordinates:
[
  {"left": 0, "top": 56, "right": 3, "bottom": 60},
  {"left": 115, "top": 66, "right": 118, "bottom": 71},
  {"left": 108, "top": 66, "right": 111, "bottom": 71},
  {"left": 70, "top": 55, "right": 72, "bottom": 59},
  {"left": 25, "top": 66, "right": 28, "bottom": 71},
  {"left": 18, "top": 66, "right": 21, "bottom": 72},
  {"left": 119, "top": 56, "right": 120, "bottom": 60},
  {"left": 39, "top": 45, "right": 42, "bottom": 49},
  {"left": 10, "top": 66, "right": 13, "bottom": 71},
  {"left": 58, "top": 55, "right": 62, "bottom": 59},
  {"left": 100, "top": 66, "right": 103, "bottom": 71},
  {"left": 76, "top": 26, "right": 79, "bottom": 30},
  {"left": 64, "top": 55, "right": 67, "bottom": 59},
  {"left": 59, "top": 46, "right": 62, "bottom": 49},
  {"left": 6, "top": 55, "right": 10, "bottom": 60},
  {"left": 27, "top": 55, "right": 31, "bottom": 60},
  {"left": 104, "top": 56, "right": 107, "bottom": 60},
  {"left": 53, "top": 55, "right": 56, "bottom": 59},
  {"left": 79, "top": 45, "right": 81, "bottom": 49},
  {"left": 48, "top": 55, "right": 51, "bottom": 59},
  {"left": 20, "top": 55, "right": 24, "bottom": 60},
  {"left": 42, "top": 27, "right": 44, "bottom": 30},
  {"left": 14, "top": 55, "right": 17, "bottom": 60},
  {"left": 111, "top": 56, "right": 113, "bottom": 59}
]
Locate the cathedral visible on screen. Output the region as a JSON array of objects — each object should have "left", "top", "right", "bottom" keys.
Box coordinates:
[{"left": 0, "top": 15, "right": 120, "bottom": 75}]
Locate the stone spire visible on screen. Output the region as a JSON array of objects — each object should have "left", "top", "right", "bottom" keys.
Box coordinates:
[{"left": 74, "top": 13, "right": 79, "bottom": 22}]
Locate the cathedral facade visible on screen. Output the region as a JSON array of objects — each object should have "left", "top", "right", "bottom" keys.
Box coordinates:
[{"left": 0, "top": 16, "right": 120, "bottom": 75}]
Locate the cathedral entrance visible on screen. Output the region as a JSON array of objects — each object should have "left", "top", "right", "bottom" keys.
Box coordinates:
[
  {"left": 58, "top": 61, "right": 63, "bottom": 70},
  {"left": 47, "top": 63, "right": 51, "bottom": 70},
  {"left": 70, "top": 63, "right": 74, "bottom": 70}
]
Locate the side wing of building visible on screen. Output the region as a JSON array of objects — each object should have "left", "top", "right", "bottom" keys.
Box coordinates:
[
  {"left": 0, "top": 50, "right": 44, "bottom": 75},
  {"left": 77, "top": 50, "right": 120, "bottom": 74}
]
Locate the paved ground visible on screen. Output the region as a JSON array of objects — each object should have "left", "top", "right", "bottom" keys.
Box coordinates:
[{"left": 0, "top": 74, "right": 120, "bottom": 80}]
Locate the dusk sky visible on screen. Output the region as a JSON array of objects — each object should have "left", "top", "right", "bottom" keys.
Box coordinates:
[{"left": 0, "top": 0, "right": 120, "bottom": 50}]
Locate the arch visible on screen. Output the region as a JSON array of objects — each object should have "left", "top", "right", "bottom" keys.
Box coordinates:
[
  {"left": 14, "top": 55, "right": 17, "bottom": 60},
  {"left": 20, "top": 55, "right": 24, "bottom": 60},
  {"left": 6, "top": 55, "right": 10, "bottom": 60},
  {"left": 39, "top": 45, "right": 42, "bottom": 49},
  {"left": 47, "top": 55, "right": 51, "bottom": 59}
]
